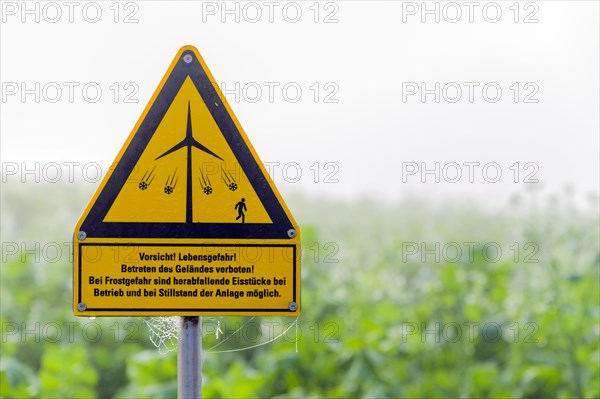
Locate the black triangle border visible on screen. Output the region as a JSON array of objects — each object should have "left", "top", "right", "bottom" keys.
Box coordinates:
[{"left": 80, "top": 49, "right": 294, "bottom": 239}]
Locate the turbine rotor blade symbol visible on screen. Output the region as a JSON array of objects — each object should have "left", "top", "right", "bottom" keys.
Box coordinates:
[
  {"left": 155, "top": 102, "right": 223, "bottom": 161},
  {"left": 153, "top": 101, "right": 222, "bottom": 223}
]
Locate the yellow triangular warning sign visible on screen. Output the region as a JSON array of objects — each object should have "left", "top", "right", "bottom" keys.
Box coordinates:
[
  {"left": 73, "top": 46, "right": 300, "bottom": 317},
  {"left": 76, "top": 46, "right": 296, "bottom": 239}
]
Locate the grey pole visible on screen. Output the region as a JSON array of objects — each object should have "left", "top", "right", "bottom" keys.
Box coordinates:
[{"left": 178, "top": 316, "right": 202, "bottom": 399}]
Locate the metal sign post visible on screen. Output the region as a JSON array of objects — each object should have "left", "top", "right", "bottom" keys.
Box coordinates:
[{"left": 178, "top": 316, "right": 202, "bottom": 399}]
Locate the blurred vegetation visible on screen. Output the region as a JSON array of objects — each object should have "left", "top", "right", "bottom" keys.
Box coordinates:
[{"left": 1, "top": 183, "right": 599, "bottom": 398}]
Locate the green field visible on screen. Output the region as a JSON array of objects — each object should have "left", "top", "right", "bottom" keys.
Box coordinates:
[{"left": 1, "top": 183, "right": 599, "bottom": 398}]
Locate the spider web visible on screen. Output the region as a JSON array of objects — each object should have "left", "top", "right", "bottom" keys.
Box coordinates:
[
  {"left": 142, "top": 316, "right": 180, "bottom": 354},
  {"left": 142, "top": 316, "right": 300, "bottom": 354}
]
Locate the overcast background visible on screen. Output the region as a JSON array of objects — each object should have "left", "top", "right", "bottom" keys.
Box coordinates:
[{"left": 1, "top": 0, "right": 598, "bottom": 206}]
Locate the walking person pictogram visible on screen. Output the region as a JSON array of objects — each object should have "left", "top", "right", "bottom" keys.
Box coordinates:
[{"left": 235, "top": 198, "right": 247, "bottom": 223}]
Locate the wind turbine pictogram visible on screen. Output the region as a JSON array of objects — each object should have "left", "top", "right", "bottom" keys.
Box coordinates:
[{"left": 155, "top": 101, "right": 223, "bottom": 223}]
